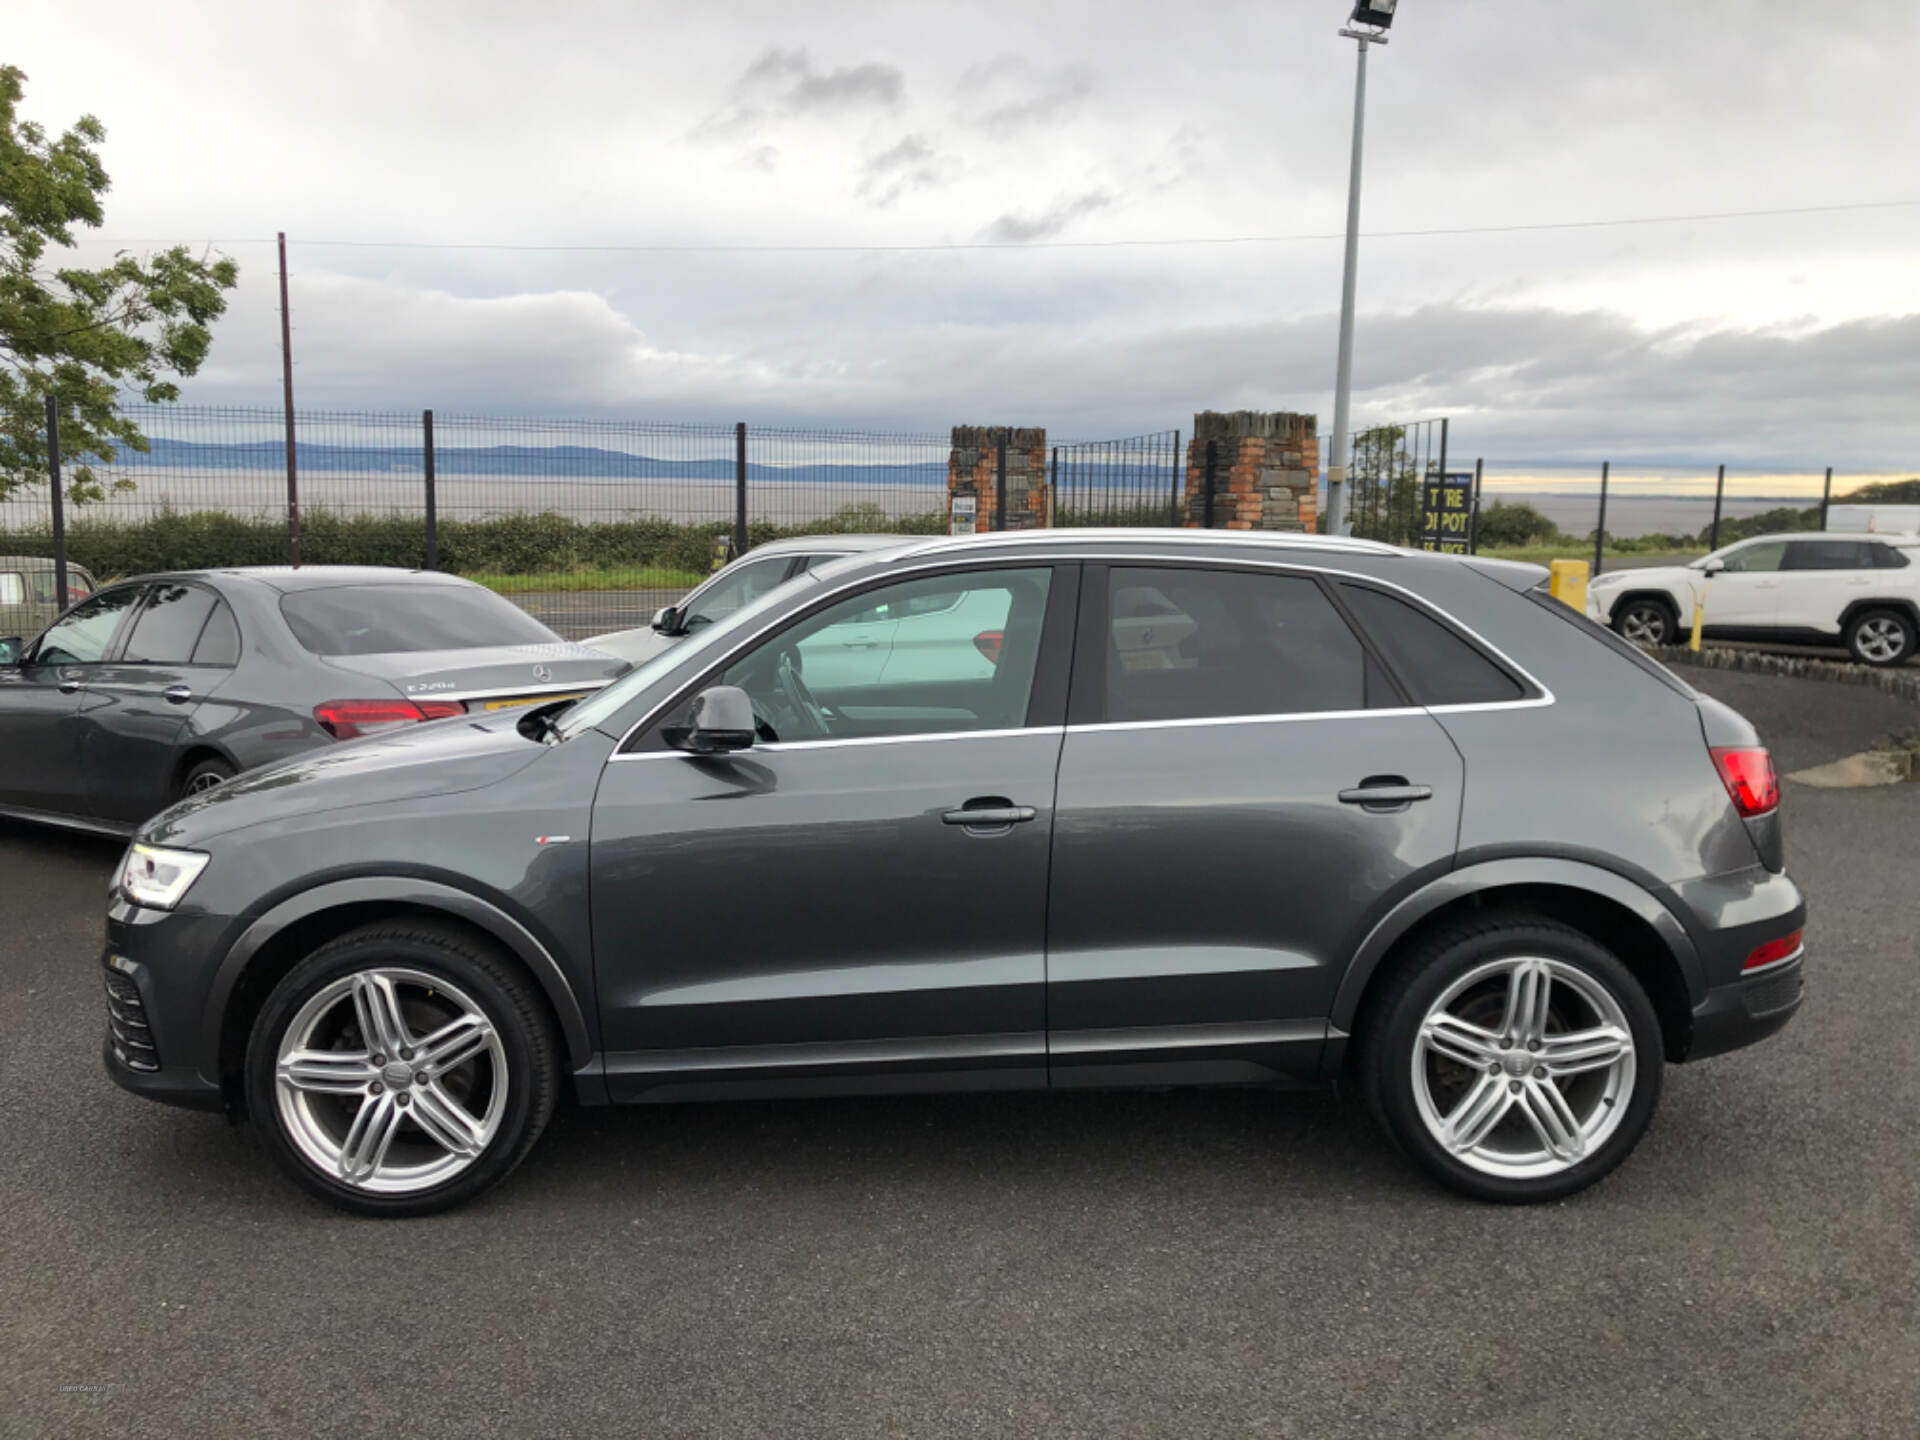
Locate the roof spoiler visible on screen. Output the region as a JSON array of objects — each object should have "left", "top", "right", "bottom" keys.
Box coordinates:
[{"left": 1461, "top": 555, "right": 1551, "bottom": 592}]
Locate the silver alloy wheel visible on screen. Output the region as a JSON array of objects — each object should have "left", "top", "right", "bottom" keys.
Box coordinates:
[
  {"left": 274, "top": 967, "right": 508, "bottom": 1194},
  {"left": 186, "top": 770, "right": 227, "bottom": 793},
  {"left": 1854, "top": 616, "right": 1907, "bottom": 664},
  {"left": 1411, "top": 956, "right": 1637, "bottom": 1179},
  {"left": 1619, "top": 604, "right": 1668, "bottom": 645}
]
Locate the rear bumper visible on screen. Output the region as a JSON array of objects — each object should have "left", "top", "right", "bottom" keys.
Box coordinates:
[{"left": 1684, "top": 952, "right": 1805, "bottom": 1061}]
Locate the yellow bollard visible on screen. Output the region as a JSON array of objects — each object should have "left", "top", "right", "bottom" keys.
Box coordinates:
[
  {"left": 1690, "top": 586, "right": 1705, "bottom": 651},
  {"left": 1548, "top": 559, "right": 1589, "bottom": 614}
]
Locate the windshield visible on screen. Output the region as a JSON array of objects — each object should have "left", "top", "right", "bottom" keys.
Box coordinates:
[{"left": 554, "top": 572, "right": 817, "bottom": 740}]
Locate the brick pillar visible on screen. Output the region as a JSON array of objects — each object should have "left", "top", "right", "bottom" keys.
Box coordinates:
[
  {"left": 1183, "top": 410, "right": 1318, "bottom": 532},
  {"left": 948, "top": 426, "right": 1049, "bottom": 533}
]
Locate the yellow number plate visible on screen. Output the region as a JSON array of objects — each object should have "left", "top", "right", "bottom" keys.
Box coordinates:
[{"left": 483, "top": 692, "right": 586, "bottom": 711}]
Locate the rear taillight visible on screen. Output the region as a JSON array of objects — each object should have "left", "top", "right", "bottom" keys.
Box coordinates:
[
  {"left": 1744, "top": 929, "right": 1803, "bottom": 972},
  {"left": 313, "top": 698, "right": 465, "bottom": 739},
  {"left": 974, "top": 630, "right": 1003, "bottom": 665},
  {"left": 1710, "top": 746, "right": 1779, "bottom": 818}
]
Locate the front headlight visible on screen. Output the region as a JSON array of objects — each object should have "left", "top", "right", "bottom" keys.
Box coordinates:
[{"left": 119, "top": 843, "right": 210, "bottom": 910}]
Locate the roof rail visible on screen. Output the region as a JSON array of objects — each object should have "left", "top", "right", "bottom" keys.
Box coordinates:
[{"left": 888, "top": 528, "right": 1403, "bottom": 562}]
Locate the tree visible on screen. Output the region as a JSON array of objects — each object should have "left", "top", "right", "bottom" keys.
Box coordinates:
[
  {"left": 1474, "top": 499, "right": 1561, "bottom": 548},
  {"left": 0, "top": 64, "right": 238, "bottom": 503}
]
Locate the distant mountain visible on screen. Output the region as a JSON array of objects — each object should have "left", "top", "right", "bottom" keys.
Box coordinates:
[{"left": 111, "top": 437, "right": 952, "bottom": 486}]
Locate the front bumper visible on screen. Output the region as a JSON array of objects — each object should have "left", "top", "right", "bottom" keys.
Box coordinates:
[
  {"left": 99, "top": 901, "right": 237, "bottom": 1113},
  {"left": 1686, "top": 952, "right": 1806, "bottom": 1061},
  {"left": 102, "top": 1033, "right": 225, "bottom": 1111}
]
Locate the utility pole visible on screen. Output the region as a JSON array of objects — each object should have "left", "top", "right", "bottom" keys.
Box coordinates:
[{"left": 278, "top": 232, "right": 301, "bottom": 567}]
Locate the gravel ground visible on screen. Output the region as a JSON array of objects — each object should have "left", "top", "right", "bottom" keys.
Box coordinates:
[{"left": 1, "top": 668, "right": 1915, "bottom": 1439}]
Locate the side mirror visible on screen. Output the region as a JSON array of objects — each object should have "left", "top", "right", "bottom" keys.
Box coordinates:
[
  {"left": 675, "top": 685, "right": 755, "bottom": 754},
  {"left": 1701, "top": 556, "right": 1726, "bottom": 577},
  {"left": 0, "top": 636, "right": 22, "bottom": 667},
  {"left": 651, "top": 605, "right": 682, "bottom": 635}
]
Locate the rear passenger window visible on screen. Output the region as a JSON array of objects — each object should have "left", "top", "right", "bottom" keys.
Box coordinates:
[
  {"left": 1100, "top": 568, "right": 1376, "bottom": 722},
  {"left": 122, "top": 584, "right": 220, "bottom": 665},
  {"left": 1337, "top": 584, "right": 1525, "bottom": 707},
  {"left": 192, "top": 601, "right": 241, "bottom": 666},
  {"left": 1782, "top": 540, "right": 1872, "bottom": 571},
  {"left": 1869, "top": 543, "right": 1911, "bottom": 570}
]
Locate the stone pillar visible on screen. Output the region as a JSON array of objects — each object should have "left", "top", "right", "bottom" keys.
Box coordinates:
[
  {"left": 1183, "top": 411, "right": 1319, "bottom": 532},
  {"left": 947, "top": 426, "right": 1049, "bottom": 533}
]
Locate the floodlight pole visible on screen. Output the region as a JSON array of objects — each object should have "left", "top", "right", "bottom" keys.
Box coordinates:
[{"left": 1327, "top": 26, "right": 1385, "bottom": 537}]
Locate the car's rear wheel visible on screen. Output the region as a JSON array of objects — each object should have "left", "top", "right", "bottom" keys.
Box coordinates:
[
  {"left": 1361, "top": 914, "right": 1664, "bottom": 1203},
  {"left": 1844, "top": 608, "right": 1914, "bottom": 668},
  {"left": 1611, "top": 597, "right": 1676, "bottom": 647},
  {"left": 243, "top": 920, "right": 559, "bottom": 1217},
  {"left": 178, "top": 755, "right": 235, "bottom": 797}
]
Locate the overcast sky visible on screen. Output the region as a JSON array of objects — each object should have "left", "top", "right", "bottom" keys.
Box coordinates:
[{"left": 12, "top": 0, "right": 1920, "bottom": 486}]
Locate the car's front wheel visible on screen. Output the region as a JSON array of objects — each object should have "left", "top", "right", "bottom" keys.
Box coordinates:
[
  {"left": 1362, "top": 914, "right": 1664, "bottom": 1203},
  {"left": 1844, "top": 608, "right": 1914, "bottom": 668},
  {"left": 243, "top": 920, "right": 559, "bottom": 1217},
  {"left": 1610, "top": 596, "right": 1676, "bottom": 647}
]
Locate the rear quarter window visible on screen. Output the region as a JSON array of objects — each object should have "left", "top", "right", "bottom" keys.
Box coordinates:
[{"left": 1336, "top": 583, "right": 1526, "bottom": 706}]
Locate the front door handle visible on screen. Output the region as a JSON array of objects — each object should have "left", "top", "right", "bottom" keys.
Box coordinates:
[
  {"left": 942, "top": 801, "right": 1037, "bottom": 830},
  {"left": 1338, "top": 779, "right": 1433, "bottom": 811},
  {"left": 57, "top": 672, "right": 83, "bottom": 695},
  {"left": 163, "top": 685, "right": 193, "bottom": 705}
]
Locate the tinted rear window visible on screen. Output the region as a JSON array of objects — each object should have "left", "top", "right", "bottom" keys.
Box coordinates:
[
  {"left": 1523, "top": 586, "right": 1697, "bottom": 698},
  {"left": 1782, "top": 540, "right": 1872, "bottom": 571},
  {"left": 279, "top": 584, "right": 556, "bottom": 656},
  {"left": 193, "top": 601, "right": 241, "bottom": 665},
  {"left": 1870, "top": 543, "right": 1912, "bottom": 569},
  {"left": 1337, "top": 584, "right": 1524, "bottom": 706}
]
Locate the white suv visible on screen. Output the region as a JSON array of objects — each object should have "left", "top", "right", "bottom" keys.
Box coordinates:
[{"left": 1586, "top": 532, "right": 1920, "bottom": 667}]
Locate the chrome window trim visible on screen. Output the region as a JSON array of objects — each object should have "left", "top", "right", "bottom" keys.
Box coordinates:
[{"left": 606, "top": 550, "right": 1553, "bottom": 755}]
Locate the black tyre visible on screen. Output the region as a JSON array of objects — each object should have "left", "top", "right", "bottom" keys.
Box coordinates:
[
  {"left": 178, "top": 755, "right": 236, "bottom": 798},
  {"left": 243, "top": 919, "right": 560, "bottom": 1217},
  {"left": 1360, "top": 913, "right": 1664, "bottom": 1204},
  {"left": 1610, "top": 596, "right": 1677, "bottom": 647},
  {"left": 1843, "top": 608, "right": 1914, "bottom": 668}
]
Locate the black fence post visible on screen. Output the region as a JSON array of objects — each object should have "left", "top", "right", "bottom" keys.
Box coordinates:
[
  {"left": 1819, "top": 466, "right": 1833, "bottom": 530},
  {"left": 1049, "top": 445, "right": 1059, "bottom": 529},
  {"left": 1168, "top": 428, "right": 1181, "bottom": 527},
  {"left": 1709, "top": 464, "right": 1726, "bottom": 551},
  {"left": 44, "top": 394, "right": 69, "bottom": 610},
  {"left": 422, "top": 409, "right": 439, "bottom": 571},
  {"left": 734, "top": 422, "right": 748, "bottom": 554},
  {"left": 278, "top": 231, "right": 301, "bottom": 568},
  {"left": 994, "top": 437, "right": 1007, "bottom": 532},
  {"left": 1203, "top": 439, "right": 1218, "bottom": 529},
  {"left": 1594, "top": 460, "right": 1609, "bottom": 576},
  {"left": 1468, "top": 458, "right": 1483, "bottom": 554}
]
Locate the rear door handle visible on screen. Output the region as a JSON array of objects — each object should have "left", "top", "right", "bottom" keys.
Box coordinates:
[
  {"left": 163, "top": 685, "right": 193, "bottom": 705},
  {"left": 57, "top": 673, "right": 83, "bottom": 695},
  {"left": 942, "top": 803, "right": 1037, "bottom": 829}
]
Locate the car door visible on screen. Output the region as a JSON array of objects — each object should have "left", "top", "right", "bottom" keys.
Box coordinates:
[
  {"left": 1701, "top": 539, "right": 1788, "bottom": 632},
  {"left": 0, "top": 585, "right": 145, "bottom": 817},
  {"left": 1773, "top": 538, "right": 1874, "bottom": 636},
  {"left": 588, "top": 561, "right": 1074, "bottom": 1100},
  {"left": 78, "top": 581, "right": 236, "bottom": 824},
  {"left": 1044, "top": 563, "right": 1467, "bottom": 1086}
]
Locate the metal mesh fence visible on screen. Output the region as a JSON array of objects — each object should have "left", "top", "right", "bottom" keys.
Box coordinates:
[
  {"left": 1053, "top": 430, "right": 1184, "bottom": 527},
  {"left": 1343, "top": 420, "right": 1450, "bottom": 547},
  {"left": 743, "top": 427, "right": 950, "bottom": 533}
]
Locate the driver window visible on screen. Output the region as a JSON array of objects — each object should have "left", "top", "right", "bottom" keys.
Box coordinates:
[
  {"left": 31, "top": 586, "right": 144, "bottom": 666},
  {"left": 717, "top": 567, "right": 1053, "bottom": 743},
  {"left": 682, "top": 557, "right": 793, "bottom": 631},
  {"left": 1719, "top": 541, "right": 1786, "bottom": 574}
]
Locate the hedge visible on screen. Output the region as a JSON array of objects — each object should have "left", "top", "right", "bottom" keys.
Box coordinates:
[{"left": 0, "top": 502, "right": 948, "bottom": 582}]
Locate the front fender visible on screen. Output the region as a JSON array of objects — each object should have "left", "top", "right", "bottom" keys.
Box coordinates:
[
  {"left": 1326, "top": 856, "right": 1705, "bottom": 1036},
  {"left": 202, "top": 875, "right": 595, "bottom": 1076}
]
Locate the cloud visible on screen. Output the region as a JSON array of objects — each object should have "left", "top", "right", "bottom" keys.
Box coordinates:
[
  {"left": 980, "top": 190, "right": 1116, "bottom": 244},
  {"left": 962, "top": 61, "right": 1095, "bottom": 137},
  {"left": 692, "top": 46, "right": 904, "bottom": 144},
  {"left": 856, "top": 134, "right": 951, "bottom": 206}
]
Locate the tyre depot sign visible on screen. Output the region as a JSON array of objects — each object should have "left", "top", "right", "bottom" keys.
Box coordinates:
[{"left": 1420, "top": 474, "right": 1475, "bottom": 554}]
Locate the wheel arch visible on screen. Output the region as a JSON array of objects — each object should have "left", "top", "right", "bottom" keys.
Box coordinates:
[
  {"left": 204, "top": 877, "right": 595, "bottom": 1105},
  {"left": 1327, "top": 859, "right": 1704, "bottom": 1071},
  {"left": 1837, "top": 596, "right": 1919, "bottom": 634},
  {"left": 171, "top": 744, "right": 238, "bottom": 796},
  {"left": 1609, "top": 588, "right": 1682, "bottom": 628}
]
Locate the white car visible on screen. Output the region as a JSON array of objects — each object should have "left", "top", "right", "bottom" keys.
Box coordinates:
[
  {"left": 1586, "top": 532, "right": 1920, "bottom": 666},
  {"left": 584, "top": 534, "right": 911, "bottom": 667}
]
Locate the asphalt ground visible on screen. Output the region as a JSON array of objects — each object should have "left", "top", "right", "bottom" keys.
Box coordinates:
[{"left": 1, "top": 668, "right": 1916, "bottom": 1439}]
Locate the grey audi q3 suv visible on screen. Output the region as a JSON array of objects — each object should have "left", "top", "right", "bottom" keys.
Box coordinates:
[{"left": 102, "top": 530, "right": 1806, "bottom": 1215}]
